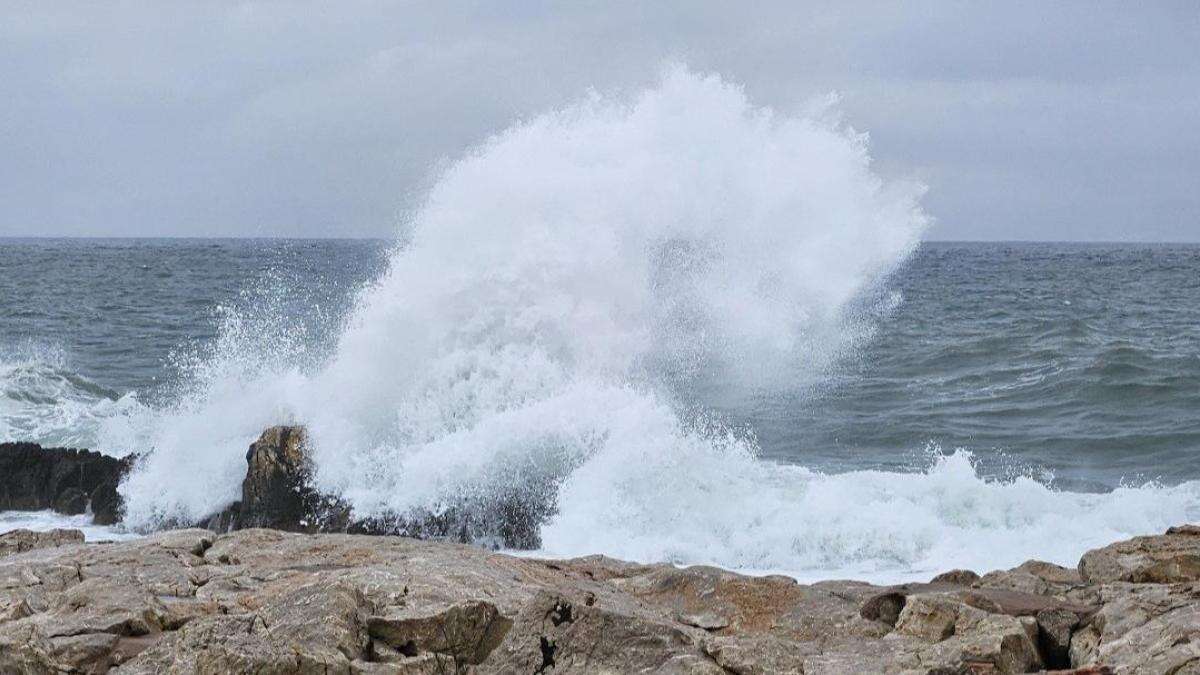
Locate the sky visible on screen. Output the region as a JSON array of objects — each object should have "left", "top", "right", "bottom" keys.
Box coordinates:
[{"left": 1, "top": 1, "right": 1198, "bottom": 241}]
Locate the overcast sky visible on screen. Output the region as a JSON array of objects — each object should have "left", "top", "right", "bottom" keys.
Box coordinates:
[{"left": 2, "top": 1, "right": 1198, "bottom": 241}]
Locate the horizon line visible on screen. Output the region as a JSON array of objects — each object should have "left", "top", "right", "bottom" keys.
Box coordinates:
[{"left": 2, "top": 235, "right": 1199, "bottom": 246}]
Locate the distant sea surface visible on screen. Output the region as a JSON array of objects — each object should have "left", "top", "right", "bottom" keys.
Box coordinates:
[{"left": 3, "top": 239, "right": 1197, "bottom": 487}]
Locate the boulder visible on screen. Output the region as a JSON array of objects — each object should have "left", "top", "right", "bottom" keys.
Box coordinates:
[
  {"left": 1067, "top": 581, "right": 1200, "bottom": 671},
  {"left": 1078, "top": 524, "right": 1200, "bottom": 584},
  {"left": 209, "top": 425, "right": 352, "bottom": 533}
]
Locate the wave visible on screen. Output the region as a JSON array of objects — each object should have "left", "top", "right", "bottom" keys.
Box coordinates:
[
  {"left": 99, "top": 66, "right": 1200, "bottom": 582},
  {"left": 0, "top": 346, "right": 143, "bottom": 450}
]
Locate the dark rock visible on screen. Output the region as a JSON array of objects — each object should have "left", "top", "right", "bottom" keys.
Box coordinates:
[
  {"left": 205, "top": 426, "right": 352, "bottom": 534},
  {"left": 1036, "top": 607, "right": 1078, "bottom": 668},
  {"left": 0, "top": 442, "right": 133, "bottom": 525},
  {"left": 89, "top": 479, "right": 124, "bottom": 525},
  {"left": 204, "top": 425, "right": 547, "bottom": 549},
  {"left": 860, "top": 590, "right": 907, "bottom": 625},
  {"left": 51, "top": 487, "right": 88, "bottom": 515}
]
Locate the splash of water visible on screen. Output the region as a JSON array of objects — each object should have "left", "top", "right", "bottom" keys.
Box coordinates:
[{"left": 115, "top": 66, "right": 925, "bottom": 525}]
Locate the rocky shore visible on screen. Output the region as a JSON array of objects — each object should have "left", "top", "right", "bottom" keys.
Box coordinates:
[
  {"left": 1, "top": 523, "right": 1199, "bottom": 673},
  {"left": 1, "top": 433, "right": 1198, "bottom": 672}
]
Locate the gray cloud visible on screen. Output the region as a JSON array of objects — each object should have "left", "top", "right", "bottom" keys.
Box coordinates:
[{"left": 2, "top": 1, "right": 1198, "bottom": 241}]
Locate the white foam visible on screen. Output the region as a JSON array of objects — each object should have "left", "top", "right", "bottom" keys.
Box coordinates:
[
  {"left": 0, "top": 510, "right": 141, "bottom": 543},
  {"left": 0, "top": 346, "right": 142, "bottom": 451}
]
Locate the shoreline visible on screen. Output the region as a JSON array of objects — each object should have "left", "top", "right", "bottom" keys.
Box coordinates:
[{"left": 3, "top": 432, "right": 1200, "bottom": 671}]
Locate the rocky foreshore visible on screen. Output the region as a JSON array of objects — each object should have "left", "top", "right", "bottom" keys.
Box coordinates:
[
  {"left": 2, "top": 434, "right": 1199, "bottom": 673},
  {"left": 1, "top": 523, "right": 1199, "bottom": 673}
]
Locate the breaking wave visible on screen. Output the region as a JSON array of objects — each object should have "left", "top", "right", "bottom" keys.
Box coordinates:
[
  {"left": 93, "top": 66, "right": 1199, "bottom": 582},
  {"left": 0, "top": 346, "right": 142, "bottom": 450}
]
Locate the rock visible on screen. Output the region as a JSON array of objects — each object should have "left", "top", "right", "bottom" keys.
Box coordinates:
[
  {"left": 1036, "top": 606, "right": 1079, "bottom": 668},
  {"left": 894, "top": 593, "right": 960, "bottom": 640},
  {"left": 479, "top": 590, "right": 725, "bottom": 674},
  {"left": 90, "top": 478, "right": 124, "bottom": 525},
  {"left": 0, "top": 441, "right": 133, "bottom": 523},
  {"left": 117, "top": 614, "right": 304, "bottom": 674},
  {"left": 1, "top": 522, "right": 1200, "bottom": 672},
  {"left": 52, "top": 486, "right": 88, "bottom": 515},
  {"left": 0, "top": 528, "right": 84, "bottom": 558},
  {"left": 367, "top": 600, "right": 510, "bottom": 665},
  {"left": 204, "top": 426, "right": 545, "bottom": 549},
  {"left": 975, "top": 559, "right": 1086, "bottom": 599},
  {"left": 1067, "top": 581, "right": 1200, "bottom": 672},
  {"left": 860, "top": 590, "right": 906, "bottom": 625},
  {"left": 47, "top": 632, "right": 120, "bottom": 671},
  {"left": 931, "top": 569, "right": 981, "bottom": 585},
  {"left": 1079, "top": 525, "right": 1200, "bottom": 583}
]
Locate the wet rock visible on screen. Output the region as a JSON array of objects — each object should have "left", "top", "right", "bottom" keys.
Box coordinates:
[
  {"left": 208, "top": 425, "right": 352, "bottom": 533},
  {"left": 205, "top": 426, "right": 546, "bottom": 549},
  {"left": 0, "top": 441, "right": 132, "bottom": 523},
  {"left": 52, "top": 486, "right": 89, "bottom": 515},
  {"left": 90, "top": 478, "right": 124, "bottom": 526},
  {"left": 1079, "top": 525, "right": 1200, "bottom": 583}
]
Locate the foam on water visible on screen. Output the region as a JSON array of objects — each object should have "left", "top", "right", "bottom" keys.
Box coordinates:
[
  {"left": 74, "top": 66, "right": 1199, "bottom": 582},
  {"left": 0, "top": 510, "right": 140, "bottom": 542},
  {"left": 0, "top": 346, "right": 142, "bottom": 450}
]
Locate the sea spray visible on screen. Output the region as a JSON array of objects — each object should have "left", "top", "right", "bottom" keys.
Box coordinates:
[{"left": 116, "top": 66, "right": 928, "bottom": 531}]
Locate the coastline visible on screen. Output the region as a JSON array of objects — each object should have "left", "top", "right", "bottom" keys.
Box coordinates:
[{"left": 3, "top": 432, "right": 1199, "bottom": 672}]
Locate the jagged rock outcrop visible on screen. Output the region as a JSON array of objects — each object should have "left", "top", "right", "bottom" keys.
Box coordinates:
[
  {"left": 0, "top": 442, "right": 133, "bottom": 525},
  {"left": 204, "top": 426, "right": 352, "bottom": 533},
  {"left": 0, "top": 524, "right": 1196, "bottom": 673},
  {"left": 203, "top": 426, "right": 546, "bottom": 549}
]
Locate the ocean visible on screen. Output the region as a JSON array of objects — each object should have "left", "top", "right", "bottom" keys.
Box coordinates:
[{"left": 2, "top": 72, "right": 1198, "bottom": 583}]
